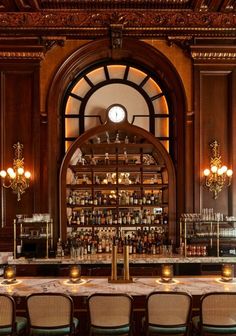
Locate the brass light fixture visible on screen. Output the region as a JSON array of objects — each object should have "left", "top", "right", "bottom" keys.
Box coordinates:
[
  {"left": 203, "top": 140, "right": 233, "bottom": 199},
  {"left": 0, "top": 142, "right": 31, "bottom": 201}
]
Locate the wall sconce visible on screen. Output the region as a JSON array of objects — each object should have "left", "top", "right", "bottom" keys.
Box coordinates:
[
  {"left": 221, "top": 264, "right": 234, "bottom": 282},
  {"left": 0, "top": 142, "right": 31, "bottom": 201},
  {"left": 3, "top": 265, "right": 16, "bottom": 284},
  {"left": 203, "top": 140, "right": 233, "bottom": 199},
  {"left": 69, "top": 265, "right": 81, "bottom": 283},
  {"left": 161, "top": 264, "right": 173, "bottom": 283}
]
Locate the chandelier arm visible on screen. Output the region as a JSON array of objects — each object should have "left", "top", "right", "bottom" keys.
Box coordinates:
[
  {"left": 0, "top": 142, "right": 31, "bottom": 201},
  {"left": 203, "top": 140, "right": 233, "bottom": 199}
]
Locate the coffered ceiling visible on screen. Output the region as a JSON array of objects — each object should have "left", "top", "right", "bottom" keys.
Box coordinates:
[
  {"left": 1, "top": 0, "right": 235, "bottom": 12},
  {"left": 0, "top": 0, "right": 235, "bottom": 39}
]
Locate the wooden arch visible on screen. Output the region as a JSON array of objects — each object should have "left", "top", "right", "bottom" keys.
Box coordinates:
[
  {"left": 47, "top": 37, "right": 187, "bottom": 238},
  {"left": 59, "top": 117, "right": 176, "bottom": 241}
]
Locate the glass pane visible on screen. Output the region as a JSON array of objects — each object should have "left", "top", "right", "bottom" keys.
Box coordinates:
[
  {"left": 143, "top": 77, "right": 162, "bottom": 97},
  {"left": 153, "top": 96, "right": 169, "bottom": 114},
  {"left": 160, "top": 140, "right": 169, "bottom": 152},
  {"left": 65, "top": 141, "right": 74, "bottom": 152},
  {"left": 71, "top": 78, "right": 91, "bottom": 98},
  {"left": 107, "top": 65, "right": 126, "bottom": 79},
  {"left": 133, "top": 116, "right": 149, "bottom": 132},
  {"left": 84, "top": 83, "right": 149, "bottom": 128},
  {"left": 127, "top": 67, "right": 146, "bottom": 85},
  {"left": 86, "top": 67, "right": 106, "bottom": 85},
  {"left": 155, "top": 118, "right": 169, "bottom": 137},
  {"left": 65, "top": 96, "right": 81, "bottom": 115},
  {"left": 65, "top": 118, "right": 79, "bottom": 138}
]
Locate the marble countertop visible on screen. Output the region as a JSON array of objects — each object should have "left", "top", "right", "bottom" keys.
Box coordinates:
[
  {"left": 0, "top": 276, "right": 235, "bottom": 297},
  {"left": 8, "top": 254, "right": 236, "bottom": 265}
]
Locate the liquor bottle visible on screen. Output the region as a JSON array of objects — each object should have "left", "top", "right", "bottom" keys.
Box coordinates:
[
  {"left": 95, "top": 175, "right": 100, "bottom": 184},
  {"left": 56, "top": 238, "right": 63, "bottom": 257},
  {"left": 154, "top": 192, "right": 160, "bottom": 205},
  {"left": 135, "top": 174, "right": 141, "bottom": 184},
  {"left": 124, "top": 150, "right": 128, "bottom": 164},
  {"left": 105, "top": 153, "right": 110, "bottom": 165},
  {"left": 163, "top": 213, "right": 168, "bottom": 225},
  {"left": 114, "top": 133, "right": 120, "bottom": 143},
  {"left": 106, "top": 132, "right": 110, "bottom": 144},
  {"left": 68, "top": 192, "right": 73, "bottom": 205}
]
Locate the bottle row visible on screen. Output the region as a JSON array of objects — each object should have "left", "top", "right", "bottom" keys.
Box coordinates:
[
  {"left": 59, "top": 227, "right": 171, "bottom": 257},
  {"left": 186, "top": 227, "right": 236, "bottom": 238},
  {"left": 69, "top": 172, "right": 162, "bottom": 186},
  {"left": 75, "top": 148, "right": 156, "bottom": 167},
  {"left": 67, "top": 190, "right": 163, "bottom": 207},
  {"left": 67, "top": 208, "right": 168, "bottom": 227},
  {"left": 186, "top": 244, "right": 208, "bottom": 257}
]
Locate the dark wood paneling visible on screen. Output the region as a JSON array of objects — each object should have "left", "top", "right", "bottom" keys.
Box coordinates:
[
  {"left": 0, "top": 63, "right": 41, "bottom": 250},
  {"left": 194, "top": 67, "right": 236, "bottom": 215}
]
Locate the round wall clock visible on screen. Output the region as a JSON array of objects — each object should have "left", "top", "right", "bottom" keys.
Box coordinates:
[{"left": 107, "top": 104, "right": 126, "bottom": 123}]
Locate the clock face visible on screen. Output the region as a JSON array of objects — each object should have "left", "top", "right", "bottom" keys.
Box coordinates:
[{"left": 107, "top": 105, "right": 126, "bottom": 123}]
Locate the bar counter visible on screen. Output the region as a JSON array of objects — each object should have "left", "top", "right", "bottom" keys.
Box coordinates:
[
  {"left": 0, "top": 275, "right": 235, "bottom": 335},
  {"left": 0, "top": 275, "right": 234, "bottom": 296},
  {"left": 8, "top": 254, "right": 236, "bottom": 264}
]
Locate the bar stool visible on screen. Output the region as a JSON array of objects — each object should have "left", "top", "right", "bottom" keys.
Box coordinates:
[
  {"left": 0, "top": 293, "right": 27, "bottom": 335},
  {"left": 87, "top": 293, "right": 133, "bottom": 335},
  {"left": 192, "top": 292, "right": 236, "bottom": 335},
  {"left": 26, "top": 293, "right": 79, "bottom": 335},
  {"left": 144, "top": 291, "right": 192, "bottom": 335}
]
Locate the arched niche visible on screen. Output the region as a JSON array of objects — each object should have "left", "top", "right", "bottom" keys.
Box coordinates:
[
  {"left": 59, "top": 113, "right": 176, "bottom": 243},
  {"left": 47, "top": 37, "right": 186, "bottom": 238}
]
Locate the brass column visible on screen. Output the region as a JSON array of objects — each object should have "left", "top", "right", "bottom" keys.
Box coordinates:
[
  {"left": 111, "top": 244, "right": 118, "bottom": 281},
  {"left": 123, "top": 245, "right": 130, "bottom": 281}
]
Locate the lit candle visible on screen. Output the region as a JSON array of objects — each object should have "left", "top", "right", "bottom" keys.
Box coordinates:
[
  {"left": 221, "top": 264, "right": 234, "bottom": 282},
  {"left": 4, "top": 265, "right": 16, "bottom": 284},
  {"left": 161, "top": 264, "right": 173, "bottom": 283},
  {"left": 69, "top": 265, "right": 81, "bottom": 283}
]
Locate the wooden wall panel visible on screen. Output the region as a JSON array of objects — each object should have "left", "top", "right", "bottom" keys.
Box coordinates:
[
  {"left": 195, "top": 68, "right": 236, "bottom": 215},
  {"left": 0, "top": 63, "right": 40, "bottom": 250}
]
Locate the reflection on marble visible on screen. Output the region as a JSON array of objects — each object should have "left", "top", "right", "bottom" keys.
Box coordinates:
[
  {"left": 8, "top": 254, "right": 236, "bottom": 265},
  {"left": 0, "top": 276, "right": 235, "bottom": 297}
]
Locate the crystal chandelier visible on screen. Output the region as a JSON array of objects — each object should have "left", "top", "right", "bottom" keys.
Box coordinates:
[
  {"left": 203, "top": 140, "right": 233, "bottom": 199},
  {"left": 0, "top": 142, "right": 31, "bottom": 201}
]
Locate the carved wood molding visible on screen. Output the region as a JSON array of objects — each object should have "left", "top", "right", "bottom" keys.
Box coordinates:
[
  {"left": 0, "top": 51, "right": 44, "bottom": 59},
  {"left": 191, "top": 46, "right": 236, "bottom": 62},
  {"left": 1, "top": 0, "right": 235, "bottom": 12},
  {"left": 0, "top": 11, "right": 235, "bottom": 38},
  {"left": 0, "top": 36, "right": 66, "bottom": 58}
]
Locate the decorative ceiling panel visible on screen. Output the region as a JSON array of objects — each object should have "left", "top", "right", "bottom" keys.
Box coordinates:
[
  {"left": 0, "top": 0, "right": 235, "bottom": 39},
  {"left": 1, "top": 0, "right": 235, "bottom": 12}
]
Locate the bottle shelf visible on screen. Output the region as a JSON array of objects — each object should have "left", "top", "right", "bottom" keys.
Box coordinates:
[
  {"left": 180, "top": 218, "right": 236, "bottom": 258},
  {"left": 14, "top": 218, "right": 54, "bottom": 259},
  {"left": 60, "top": 124, "right": 174, "bottom": 247}
]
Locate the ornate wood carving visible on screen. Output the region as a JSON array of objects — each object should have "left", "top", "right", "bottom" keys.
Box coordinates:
[
  {"left": 191, "top": 46, "right": 236, "bottom": 62},
  {"left": 0, "top": 11, "right": 235, "bottom": 38},
  {"left": 1, "top": 0, "right": 235, "bottom": 12},
  {"left": 110, "top": 24, "right": 123, "bottom": 49},
  {"left": 0, "top": 51, "right": 44, "bottom": 59},
  {"left": 39, "top": 36, "right": 65, "bottom": 51},
  {"left": 0, "top": 37, "right": 65, "bottom": 57}
]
